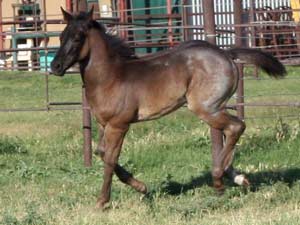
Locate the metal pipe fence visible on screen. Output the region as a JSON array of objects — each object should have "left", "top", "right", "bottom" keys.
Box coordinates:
[{"left": 1, "top": 0, "right": 300, "bottom": 166}]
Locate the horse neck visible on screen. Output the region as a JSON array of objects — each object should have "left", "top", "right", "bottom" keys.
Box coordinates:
[{"left": 82, "top": 28, "right": 119, "bottom": 86}]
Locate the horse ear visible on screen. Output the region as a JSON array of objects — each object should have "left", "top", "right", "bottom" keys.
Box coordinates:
[
  {"left": 87, "top": 6, "right": 94, "bottom": 21},
  {"left": 61, "top": 7, "right": 73, "bottom": 23}
]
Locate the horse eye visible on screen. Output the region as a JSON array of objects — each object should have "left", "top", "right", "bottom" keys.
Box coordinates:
[{"left": 74, "top": 34, "right": 82, "bottom": 42}]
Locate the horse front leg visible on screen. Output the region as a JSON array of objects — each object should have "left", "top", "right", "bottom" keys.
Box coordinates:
[
  {"left": 96, "top": 124, "right": 128, "bottom": 209},
  {"left": 95, "top": 125, "right": 147, "bottom": 194}
]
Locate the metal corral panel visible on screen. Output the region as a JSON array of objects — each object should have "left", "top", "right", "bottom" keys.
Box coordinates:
[
  {"left": 130, "top": 0, "right": 182, "bottom": 53},
  {"left": 242, "top": 0, "right": 290, "bottom": 8},
  {"left": 190, "top": 0, "right": 290, "bottom": 48}
]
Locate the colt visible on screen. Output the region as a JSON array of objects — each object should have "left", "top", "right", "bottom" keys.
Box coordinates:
[{"left": 51, "top": 8, "right": 286, "bottom": 209}]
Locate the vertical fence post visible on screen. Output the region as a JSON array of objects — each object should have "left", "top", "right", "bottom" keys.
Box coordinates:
[
  {"left": 78, "top": 0, "right": 88, "bottom": 12},
  {"left": 236, "top": 63, "right": 245, "bottom": 120},
  {"left": 203, "top": 0, "right": 224, "bottom": 168},
  {"left": 66, "top": 0, "right": 72, "bottom": 12},
  {"left": 118, "top": 0, "right": 126, "bottom": 39},
  {"left": 166, "top": 0, "right": 173, "bottom": 47},
  {"left": 0, "top": 0, "right": 3, "bottom": 52},
  {"left": 248, "top": 0, "right": 258, "bottom": 78},
  {"left": 249, "top": 0, "right": 256, "bottom": 48},
  {"left": 182, "top": 0, "right": 189, "bottom": 41},
  {"left": 82, "top": 85, "right": 92, "bottom": 167},
  {"left": 78, "top": 0, "right": 92, "bottom": 167},
  {"left": 43, "top": 0, "right": 50, "bottom": 110},
  {"left": 234, "top": 0, "right": 242, "bottom": 47},
  {"left": 234, "top": 0, "right": 245, "bottom": 120},
  {"left": 203, "top": 0, "right": 216, "bottom": 45}
]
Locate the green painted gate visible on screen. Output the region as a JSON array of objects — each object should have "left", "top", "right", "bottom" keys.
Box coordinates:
[{"left": 130, "top": 0, "right": 182, "bottom": 54}]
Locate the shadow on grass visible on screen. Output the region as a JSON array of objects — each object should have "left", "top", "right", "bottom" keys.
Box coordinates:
[
  {"left": 145, "top": 167, "right": 300, "bottom": 199},
  {"left": 143, "top": 172, "right": 212, "bottom": 201},
  {"left": 159, "top": 172, "right": 213, "bottom": 196},
  {"left": 247, "top": 167, "right": 300, "bottom": 191}
]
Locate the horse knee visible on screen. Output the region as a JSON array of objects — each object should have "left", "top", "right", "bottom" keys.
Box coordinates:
[{"left": 224, "top": 120, "right": 245, "bottom": 139}]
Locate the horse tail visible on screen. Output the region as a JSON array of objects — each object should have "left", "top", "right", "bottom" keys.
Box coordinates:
[{"left": 226, "top": 48, "right": 286, "bottom": 78}]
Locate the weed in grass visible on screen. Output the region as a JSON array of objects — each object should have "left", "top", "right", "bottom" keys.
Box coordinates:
[
  {"left": 289, "top": 119, "right": 300, "bottom": 141},
  {"left": 0, "top": 136, "right": 27, "bottom": 155},
  {"left": 12, "top": 160, "right": 50, "bottom": 181},
  {"left": 275, "top": 117, "right": 290, "bottom": 142},
  {"left": 0, "top": 203, "right": 46, "bottom": 225},
  {"left": 22, "top": 202, "right": 46, "bottom": 225},
  {"left": 0, "top": 212, "right": 20, "bottom": 225}
]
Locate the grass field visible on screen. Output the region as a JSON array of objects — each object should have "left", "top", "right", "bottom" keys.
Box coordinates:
[{"left": 0, "top": 68, "right": 300, "bottom": 225}]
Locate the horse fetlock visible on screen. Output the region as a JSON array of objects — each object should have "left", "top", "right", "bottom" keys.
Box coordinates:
[
  {"left": 212, "top": 167, "right": 224, "bottom": 180},
  {"left": 234, "top": 175, "right": 250, "bottom": 187},
  {"left": 212, "top": 168, "right": 225, "bottom": 194},
  {"left": 213, "top": 179, "right": 225, "bottom": 195}
]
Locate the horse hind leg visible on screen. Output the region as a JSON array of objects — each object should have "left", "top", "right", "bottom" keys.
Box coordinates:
[
  {"left": 189, "top": 105, "right": 248, "bottom": 192},
  {"left": 214, "top": 113, "right": 249, "bottom": 189}
]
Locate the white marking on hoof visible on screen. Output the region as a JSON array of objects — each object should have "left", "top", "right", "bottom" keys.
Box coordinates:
[{"left": 234, "top": 174, "right": 245, "bottom": 186}]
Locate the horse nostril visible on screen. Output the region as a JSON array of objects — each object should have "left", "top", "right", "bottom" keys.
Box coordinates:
[
  {"left": 51, "top": 61, "right": 62, "bottom": 72},
  {"left": 55, "top": 62, "right": 61, "bottom": 70}
]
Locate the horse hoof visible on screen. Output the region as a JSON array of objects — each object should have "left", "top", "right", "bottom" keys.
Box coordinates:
[
  {"left": 242, "top": 177, "right": 250, "bottom": 187},
  {"left": 214, "top": 184, "right": 225, "bottom": 196},
  {"left": 215, "top": 187, "right": 225, "bottom": 196},
  {"left": 131, "top": 180, "right": 148, "bottom": 194},
  {"left": 137, "top": 184, "right": 148, "bottom": 194},
  {"left": 95, "top": 202, "right": 103, "bottom": 209},
  {"left": 234, "top": 174, "right": 249, "bottom": 187},
  {"left": 95, "top": 200, "right": 110, "bottom": 211}
]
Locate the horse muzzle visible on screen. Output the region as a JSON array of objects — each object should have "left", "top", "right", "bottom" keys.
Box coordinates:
[{"left": 50, "top": 60, "right": 66, "bottom": 76}]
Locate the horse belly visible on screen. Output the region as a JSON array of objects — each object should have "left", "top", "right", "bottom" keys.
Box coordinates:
[{"left": 137, "top": 95, "right": 186, "bottom": 121}]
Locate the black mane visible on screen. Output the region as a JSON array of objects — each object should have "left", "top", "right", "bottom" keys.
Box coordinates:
[
  {"left": 90, "top": 19, "right": 138, "bottom": 60},
  {"left": 73, "top": 13, "right": 222, "bottom": 62}
]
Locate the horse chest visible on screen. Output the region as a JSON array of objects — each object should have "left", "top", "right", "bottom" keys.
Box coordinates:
[
  {"left": 86, "top": 87, "right": 135, "bottom": 125},
  {"left": 85, "top": 90, "right": 112, "bottom": 122}
]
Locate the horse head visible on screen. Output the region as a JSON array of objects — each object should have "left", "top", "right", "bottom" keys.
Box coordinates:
[{"left": 51, "top": 7, "right": 93, "bottom": 76}]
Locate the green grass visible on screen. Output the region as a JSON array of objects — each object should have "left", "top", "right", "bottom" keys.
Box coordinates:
[{"left": 0, "top": 68, "right": 300, "bottom": 225}]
